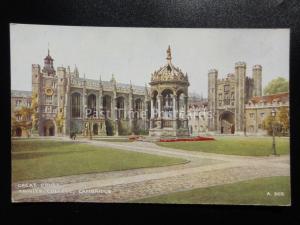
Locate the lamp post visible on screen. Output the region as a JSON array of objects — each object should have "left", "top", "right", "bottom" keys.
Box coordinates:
[{"left": 271, "top": 108, "right": 277, "bottom": 156}]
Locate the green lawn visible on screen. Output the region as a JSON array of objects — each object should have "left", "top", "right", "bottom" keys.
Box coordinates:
[
  {"left": 12, "top": 140, "right": 187, "bottom": 182},
  {"left": 157, "top": 136, "right": 290, "bottom": 156},
  {"left": 134, "top": 176, "right": 291, "bottom": 205}
]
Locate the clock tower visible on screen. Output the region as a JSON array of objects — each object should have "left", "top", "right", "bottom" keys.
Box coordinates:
[{"left": 32, "top": 48, "right": 60, "bottom": 136}]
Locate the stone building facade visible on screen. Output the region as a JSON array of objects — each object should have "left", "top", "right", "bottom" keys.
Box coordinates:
[
  {"left": 29, "top": 49, "right": 151, "bottom": 136},
  {"left": 11, "top": 90, "right": 32, "bottom": 137},
  {"left": 11, "top": 47, "right": 198, "bottom": 137},
  {"left": 11, "top": 49, "right": 288, "bottom": 137},
  {"left": 188, "top": 99, "right": 209, "bottom": 136},
  {"left": 208, "top": 62, "right": 263, "bottom": 134},
  {"left": 245, "top": 92, "right": 289, "bottom": 135}
]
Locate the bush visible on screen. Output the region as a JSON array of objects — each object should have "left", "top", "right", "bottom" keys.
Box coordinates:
[
  {"left": 105, "top": 120, "right": 114, "bottom": 136},
  {"left": 118, "top": 120, "right": 131, "bottom": 135}
]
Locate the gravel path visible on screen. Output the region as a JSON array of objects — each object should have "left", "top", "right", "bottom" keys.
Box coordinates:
[{"left": 12, "top": 139, "right": 290, "bottom": 202}]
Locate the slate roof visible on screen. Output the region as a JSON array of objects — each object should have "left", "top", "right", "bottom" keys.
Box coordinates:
[{"left": 249, "top": 92, "right": 289, "bottom": 104}]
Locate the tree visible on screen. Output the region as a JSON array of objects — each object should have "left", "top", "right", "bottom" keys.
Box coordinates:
[
  {"left": 278, "top": 106, "right": 289, "bottom": 134},
  {"left": 262, "top": 114, "right": 281, "bottom": 136},
  {"left": 31, "top": 92, "right": 39, "bottom": 132},
  {"left": 55, "top": 111, "right": 64, "bottom": 134},
  {"left": 12, "top": 106, "right": 32, "bottom": 137},
  {"left": 263, "top": 77, "right": 289, "bottom": 95}
]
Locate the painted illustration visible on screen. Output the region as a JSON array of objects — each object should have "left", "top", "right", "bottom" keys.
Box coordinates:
[{"left": 11, "top": 24, "right": 290, "bottom": 205}]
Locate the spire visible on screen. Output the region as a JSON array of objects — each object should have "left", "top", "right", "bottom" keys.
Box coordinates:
[
  {"left": 48, "top": 42, "right": 50, "bottom": 56},
  {"left": 166, "top": 45, "right": 172, "bottom": 64},
  {"left": 99, "top": 75, "right": 103, "bottom": 89},
  {"left": 111, "top": 74, "right": 116, "bottom": 83},
  {"left": 74, "top": 64, "right": 79, "bottom": 77},
  {"left": 99, "top": 75, "right": 103, "bottom": 85},
  {"left": 129, "top": 80, "right": 132, "bottom": 89}
]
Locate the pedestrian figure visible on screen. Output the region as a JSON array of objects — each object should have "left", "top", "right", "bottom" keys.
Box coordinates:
[{"left": 70, "top": 132, "right": 75, "bottom": 140}]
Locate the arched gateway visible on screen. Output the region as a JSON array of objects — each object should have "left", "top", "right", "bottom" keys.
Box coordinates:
[
  {"left": 219, "top": 111, "right": 235, "bottom": 134},
  {"left": 43, "top": 119, "right": 55, "bottom": 136},
  {"left": 149, "top": 46, "right": 189, "bottom": 137}
]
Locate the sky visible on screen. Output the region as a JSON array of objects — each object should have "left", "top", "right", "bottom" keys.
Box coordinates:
[{"left": 10, "top": 24, "right": 289, "bottom": 97}]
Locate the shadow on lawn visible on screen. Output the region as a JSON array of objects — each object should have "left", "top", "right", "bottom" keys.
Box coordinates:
[
  {"left": 12, "top": 150, "right": 88, "bottom": 160},
  {"left": 11, "top": 141, "right": 76, "bottom": 152}
]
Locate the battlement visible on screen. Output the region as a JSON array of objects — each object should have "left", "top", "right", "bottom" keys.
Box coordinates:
[
  {"left": 235, "top": 61, "right": 246, "bottom": 68},
  {"left": 32, "top": 64, "right": 40, "bottom": 69},
  {"left": 57, "top": 67, "right": 66, "bottom": 71},
  {"left": 253, "top": 64, "right": 262, "bottom": 70},
  {"left": 208, "top": 69, "right": 218, "bottom": 74}
]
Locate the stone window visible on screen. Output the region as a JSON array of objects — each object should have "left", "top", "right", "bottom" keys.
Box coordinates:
[
  {"left": 134, "top": 99, "right": 143, "bottom": 119},
  {"left": 46, "top": 95, "right": 52, "bottom": 104},
  {"left": 231, "top": 92, "right": 235, "bottom": 99},
  {"left": 16, "top": 99, "right": 22, "bottom": 106},
  {"left": 87, "top": 94, "right": 97, "bottom": 117},
  {"left": 224, "top": 85, "right": 230, "bottom": 92},
  {"left": 16, "top": 115, "right": 22, "bottom": 121},
  {"left": 116, "top": 96, "right": 125, "bottom": 119},
  {"left": 249, "top": 113, "right": 254, "bottom": 118},
  {"left": 71, "top": 93, "right": 81, "bottom": 118},
  {"left": 260, "top": 112, "right": 265, "bottom": 118}
]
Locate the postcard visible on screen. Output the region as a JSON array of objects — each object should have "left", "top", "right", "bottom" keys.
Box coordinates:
[{"left": 10, "top": 24, "right": 290, "bottom": 205}]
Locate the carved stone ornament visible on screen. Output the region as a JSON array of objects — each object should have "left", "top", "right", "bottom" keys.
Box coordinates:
[{"left": 45, "top": 87, "right": 54, "bottom": 96}]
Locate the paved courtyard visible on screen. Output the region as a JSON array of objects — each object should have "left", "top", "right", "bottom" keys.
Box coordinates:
[{"left": 12, "top": 139, "right": 290, "bottom": 202}]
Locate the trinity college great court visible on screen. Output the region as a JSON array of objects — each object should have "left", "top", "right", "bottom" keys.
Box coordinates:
[{"left": 11, "top": 46, "right": 289, "bottom": 137}]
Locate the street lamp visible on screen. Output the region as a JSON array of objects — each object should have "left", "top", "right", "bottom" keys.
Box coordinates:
[{"left": 271, "top": 108, "right": 277, "bottom": 156}]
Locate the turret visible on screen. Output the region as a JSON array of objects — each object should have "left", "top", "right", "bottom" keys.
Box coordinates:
[
  {"left": 74, "top": 65, "right": 79, "bottom": 78},
  {"left": 42, "top": 48, "right": 55, "bottom": 75},
  {"left": 252, "top": 65, "right": 262, "bottom": 97},
  {"left": 32, "top": 64, "right": 41, "bottom": 95},
  {"left": 57, "top": 67, "right": 67, "bottom": 116},
  {"left": 234, "top": 62, "right": 246, "bottom": 132},
  {"left": 208, "top": 69, "right": 218, "bottom": 131}
]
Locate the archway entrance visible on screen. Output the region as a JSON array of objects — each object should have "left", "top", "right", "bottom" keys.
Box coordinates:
[
  {"left": 16, "top": 127, "right": 22, "bottom": 137},
  {"left": 43, "top": 120, "right": 55, "bottom": 136},
  {"left": 93, "top": 123, "right": 98, "bottom": 135},
  {"left": 220, "top": 111, "right": 235, "bottom": 134}
]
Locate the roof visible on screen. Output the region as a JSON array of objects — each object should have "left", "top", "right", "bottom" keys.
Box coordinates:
[
  {"left": 150, "top": 46, "right": 188, "bottom": 83},
  {"left": 76, "top": 77, "right": 146, "bottom": 92},
  {"left": 151, "top": 62, "right": 188, "bottom": 83},
  {"left": 11, "top": 90, "right": 32, "bottom": 98},
  {"left": 249, "top": 92, "right": 289, "bottom": 104}
]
